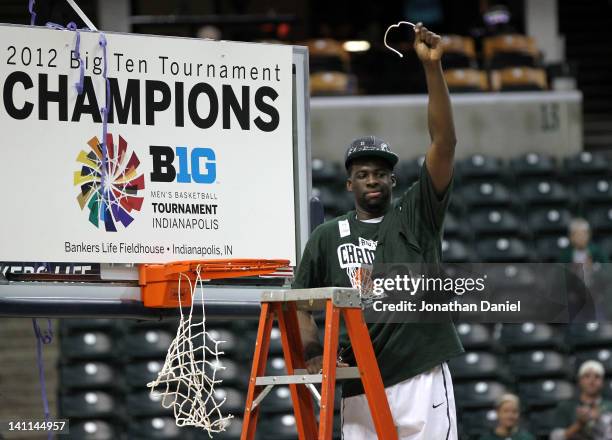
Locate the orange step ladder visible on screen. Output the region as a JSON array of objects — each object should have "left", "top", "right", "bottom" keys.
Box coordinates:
[{"left": 240, "top": 287, "right": 398, "bottom": 440}]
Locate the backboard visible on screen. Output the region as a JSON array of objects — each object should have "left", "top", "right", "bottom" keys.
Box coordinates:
[{"left": 0, "top": 24, "right": 311, "bottom": 319}]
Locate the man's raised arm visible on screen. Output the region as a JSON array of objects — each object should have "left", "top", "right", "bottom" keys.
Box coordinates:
[{"left": 414, "top": 23, "right": 457, "bottom": 195}]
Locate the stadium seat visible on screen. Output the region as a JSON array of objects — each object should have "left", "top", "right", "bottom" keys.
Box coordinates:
[
  {"left": 599, "top": 235, "right": 612, "bottom": 260},
  {"left": 586, "top": 207, "right": 612, "bottom": 234},
  {"left": 468, "top": 209, "right": 523, "bottom": 237},
  {"left": 123, "top": 329, "right": 173, "bottom": 359},
  {"left": 483, "top": 34, "right": 539, "bottom": 69},
  {"left": 563, "top": 151, "right": 610, "bottom": 176},
  {"left": 60, "top": 330, "right": 116, "bottom": 361},
  {"left": 527, "top": 208, "right": 572, "bottom": 235},
  {"left": 454, "top": 381, "right": 509, "bottom": 409},
  {"left": 259, "top": 385, "right": 294, "bottom": 414},
  {"left": 483, "top": 264, "right": 537, "bottom": 291},
  {"left": 574, "top": 348, "right": 612, "bottom": 375},
  {"left": 460, "top": 408, "right": 498, "bottom": 438},
  {"left": 519, "top": 180, "right": 572, "bottom": 208},
  {"left": 490, "top": 67, "right": 548, "bottom": 91},
  {"left": 508, "top": 350, "right": 570, "bottom": 379},
  {"left": 527, "top": 407, "right": 561, "bottom": 437},
  {"left": 455, "top": 323, "right": 493, "bottom": 350},
  {"left": 211, "top": 387, "right": 247, "bottom": 414},
  {"left": 126, "top": 390, "right": 172, "bottom": 417},
  {"left": 442, "top": 239, "right": 476, "bottom": 263},
  {"left": 444, "top": 69, "right": 488, "bottom": 93},
  {"left": 510, "top": 152, "right": 557, "bottom": 178},
  {"left": 310, "top": 71, "right": 356, "bottom": 95},
  {"left": 268, "top": 326, "right": 284, "bottom": 356},
  {"left": 448, "top": 352, "right": 509, "bottom": 381},
  {"left": 126, "top": 416, "right": 188, "bottom": 439},
  {"left": 60, "top": 391, "right": 119, "bottom": 418},
  {"left": 396, "top": 156, "right": 424, "bottom": 191},
  {"left": 535, "top": 235, "right": 571, "bottom": 262},
  {"left": 67, "top": 420, "right": 118, "bottom": 440},
  {"left": 475, "top": 237, "right": 530, "bottom": 262},
  {"left": 519, "top": 379, "right": 575, "bottom": 408},
  {"left": 206, "top": 358, "right": 246, "bottom": 387},
  {"left": 575, "top": 178, "right": 612, "bottom": 205},
  {"left": 206, "top": 328, "right": 244, "bottom": 358},
  {"left": 306, "top": 38, "right": 349, "bottom": 73},
  {"left": 567, "top": 322, "right": 612, "bottom": 349},
  {"left": 456, "top": 155, "right": 504, "bottom": 182},
  {"left": 604, "top": 379, "right": 612, "bottom": 399},
  {"left": 60, "top": 319, "right": 121, "bottom": 333},
  {"left": 125, "top": 360, "right": 164, "bottom": 388},
  {"left": 312, "top": 158, "right": 341, "bottom": 184},
  {"left": 258, "top": 413, "right": 298, "bottom": 439},
  {"left": 441, "top": 35, "right": 477, "bottom": 69},
  {"left": 212, "top": 417, "right": 243, "bottom": 440},
  {"left": 442, "top": 210, "right": 463, "bottom": 238},
  {"left": 458, "top": 182, "right": 514, "bottom": 208},
  {"left": 500, "top": 323, "right": 563, "bottom": 351},
  {"left": 60, "top": 361, "right": 118, "bottom": 390}
]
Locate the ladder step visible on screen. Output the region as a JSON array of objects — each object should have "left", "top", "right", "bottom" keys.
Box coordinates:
[
  {"left": 261, "top": 287, "right": 362, "bottom": 310},
  {"left": 255, "top": 367, "right": 361, "bottom": 386}
]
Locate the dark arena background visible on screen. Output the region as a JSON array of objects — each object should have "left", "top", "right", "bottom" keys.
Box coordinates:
[{"left": 1, "top": 0, "right": 612, "bottom": 439}]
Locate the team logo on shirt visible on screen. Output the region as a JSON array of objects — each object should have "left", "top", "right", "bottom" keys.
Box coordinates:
[{"left": 337, "top": 237, "right": 377, "bottom": 269}]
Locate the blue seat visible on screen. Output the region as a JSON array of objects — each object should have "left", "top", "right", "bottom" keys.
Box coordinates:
[
  {"left": 456, "top": 154, "right": 504, "bottom": 182},
  {"left": 510, "top": 152, "right": 557, "bottom": 178},
  {"left": 460, "top": 408, "right": 499, "bottom": 438},
  {"left": 312, "top": 158, "right": 341, "bottom": 184},
  {"left": 519, "top": 379, "right": 575, "bottom": 408},
  {"left": 563, "top": 151, "right": 610, "bottom": 177},
  {"left": 468, "top": 209, "right": 523, "bottom": 237},
  {"left": 126, "top": 416, "right": 189, "bottom": 439},
  {"left": 260, "top": 386, "right": 294, "bottom": 414},
  {"left": 535, "top": 235, "right": 571, "bottom": 262},
  {"left": 123, "top": 328, "right": 173, "bottom": 359},
  {"left": 60, "top": 361, "right": 118, "bottom": 390},
  {"left": 126, "top": 390, "right": 172, "bottom": 417},
  {"left": 508, "top": 350, "right": 570, "bottom": 379},
  {"left": 454, "top": 381, "right": 509, "bottom": 409},
  {"left": 528, "top": 208, "right": 572, "bottom": 235},
  {"left": 442, "top": 239, "right": 476, "bottom": 263},
  {"left": 125, "top": 360, "right": 164, "bottom": 388},
  {"left": 66, "top": 420, "right": 118, "bottom": 440},
  {"left": 576, "top": 178, "right": 612, "bottom": 206},
  {"left": 574, "top": 348, "right": 612, "bottom": 375},
  {"left": 567, "top": 322, "right": 612, "bottom": 349},
  {"left": 500, "top": 323, "right": 563, "bottom": 351},
  {"left": 448, "top": 352, "right": 509, "bottom": 381},
  {"left": 61, "top": 330, "right": 116, "bottom": 361},
  {"left": 455, "top": 323, "right": 494, "bottom": 350},
  {"left": 475, "top": 237, "right": 530, "bottom": 262},
  {"left": 258, "top": 413, "right": 298, "bottom": 439},
  {"left": 519, "top": 180, "right": 572, "bottom": 208},
  {"left": 586, "top": 207, "right": 612, "bottom": 234},
  {"left": 458, "top": 181, "right": 514, "bottom": 209},
  {"left": 60, "top": 391, "right": 119, "bottom": 418}
]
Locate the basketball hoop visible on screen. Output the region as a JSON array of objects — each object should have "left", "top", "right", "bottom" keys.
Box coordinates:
[{"left": 140, "top": 259, "right": 289, "bottom": 435}]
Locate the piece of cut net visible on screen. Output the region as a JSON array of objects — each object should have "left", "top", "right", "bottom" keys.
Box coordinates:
[
  {"left": 147, "top": 265, "right": 232, "bottom": 436},
  {"left": 347, "top": 264, "right": 376, "bottom": 306}
]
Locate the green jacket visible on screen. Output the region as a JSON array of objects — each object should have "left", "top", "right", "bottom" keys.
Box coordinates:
[
  {"left": 293, "top": 164, "right": 464, "bottom": 397},
  {"left": 558, "top": 244, "right": 609, "bottom": 264}
]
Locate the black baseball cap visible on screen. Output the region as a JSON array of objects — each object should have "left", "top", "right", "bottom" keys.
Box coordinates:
[{"left": 344, "top": 136, "right": 399, "bottom": 170}]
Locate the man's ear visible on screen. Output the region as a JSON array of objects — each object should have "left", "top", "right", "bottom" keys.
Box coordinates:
[
  {"left": 346, "top": 178, "right": 353, "bottom": 192},
  {"left": 391, "top": 174, "right": 397, "bottom": 188}
]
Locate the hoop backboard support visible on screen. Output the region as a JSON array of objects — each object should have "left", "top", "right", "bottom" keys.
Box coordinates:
[{"left": 0, "top": 25, "right": 311, "bottom": 319}]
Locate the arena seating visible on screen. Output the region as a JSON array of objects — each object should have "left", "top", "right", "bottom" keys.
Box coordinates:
[{"left": 57, "top": 151, "right": 612, "bottom": 439}]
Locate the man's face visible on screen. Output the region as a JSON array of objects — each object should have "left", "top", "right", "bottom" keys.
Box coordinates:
[
  {"left": 570, "top": 226, "right": 590, "bottom": 250},
  {"left": 579, "top": 370, "right": 603, "bottom": 397},
  {"left": 346, "top": 158, "right": 395, "bottom": 217},
  {"left": 497, "top": 401, "right": 519, "bottom": 430}
]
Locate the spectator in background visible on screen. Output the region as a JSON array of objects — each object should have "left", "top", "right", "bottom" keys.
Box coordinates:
[
  {"left": 479, "top": 393, "right": 535, "bottom": 440},
  {"left": 550, "top": 360, "right": 612, "bottom": 440},
  {"left": 559, "top": 218, "right": 608, "bottom": 289}
]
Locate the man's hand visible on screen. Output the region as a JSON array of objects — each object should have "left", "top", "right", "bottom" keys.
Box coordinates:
[
  {"left": 306, "top": 355, "right": 350, "bottom": 374},
  {"left": 414, "top": 22, "right": 443, "bottom": 64}
]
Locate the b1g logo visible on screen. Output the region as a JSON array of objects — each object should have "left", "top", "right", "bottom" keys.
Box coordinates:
[
  {"left": 74, "top": 134, "right": 145, "bottom": 231},
  {"left": 149, "top": 146, "right": 216, "bottom": 184}
]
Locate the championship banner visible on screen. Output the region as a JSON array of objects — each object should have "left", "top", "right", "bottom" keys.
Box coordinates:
[{"left": 0, "top": 24, "right": 295, "bottom": 264}]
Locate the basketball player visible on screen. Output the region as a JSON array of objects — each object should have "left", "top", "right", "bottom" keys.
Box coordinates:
[{"left": 293, "top": 23, "right": 463, "bottom": 439}]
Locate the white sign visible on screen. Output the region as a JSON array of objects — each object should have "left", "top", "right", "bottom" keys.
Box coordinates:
[{"left": 0, "top": 24, "right": 296, "bottom": 264}]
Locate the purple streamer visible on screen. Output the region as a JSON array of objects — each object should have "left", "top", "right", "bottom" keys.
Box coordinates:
[
  {"left": 28, "top": 0, "right": 36, "bottom": 26},
  {"left": 32, "top": 318, "right": 54, "bottom": 440},
  {"left": 99, "top": 33, "right": 110, "bottom": 195},
  {"left": 45, "top": 22, "right": 86, "bottom": 95}
]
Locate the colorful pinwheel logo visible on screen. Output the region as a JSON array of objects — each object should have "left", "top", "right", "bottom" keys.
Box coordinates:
[{"left": 74, "top": 134, "right": 145, "bottom": 231}]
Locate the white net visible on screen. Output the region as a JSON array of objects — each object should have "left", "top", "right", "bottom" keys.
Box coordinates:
[
  {"left": 147, "top": 265, "right": 233, "bottom": 436},
  {"left": 346, "top": 263, "right": 376, "bottom": 306}
]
